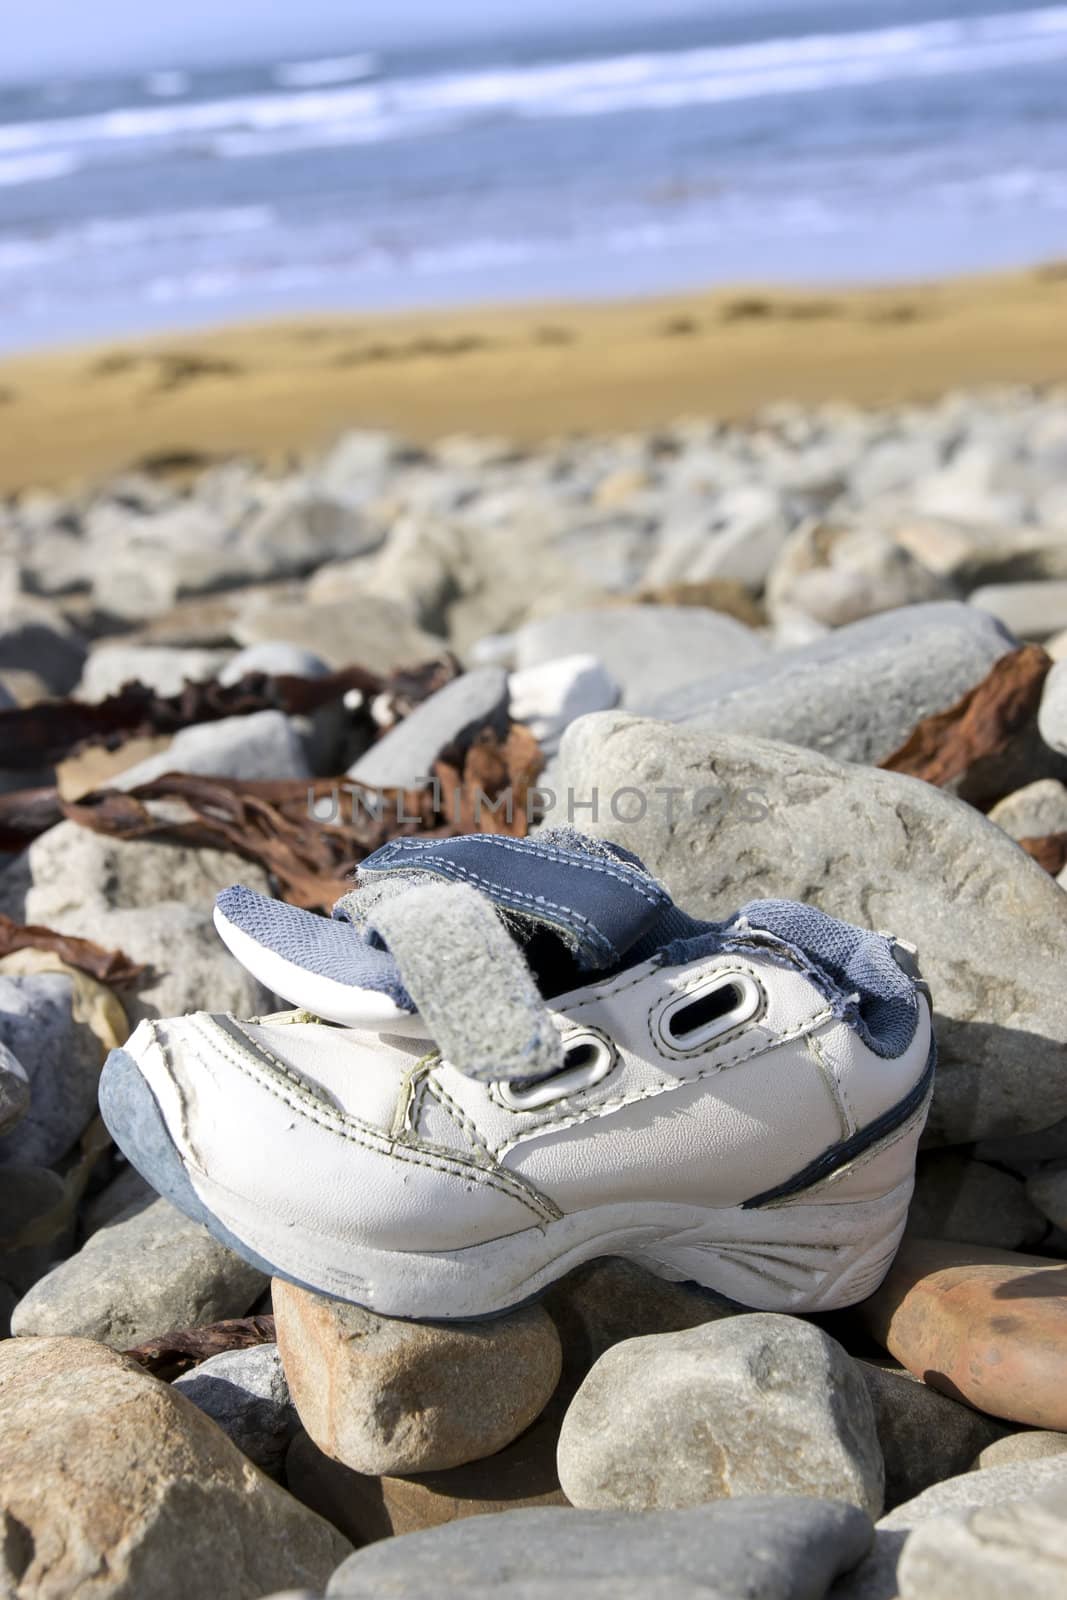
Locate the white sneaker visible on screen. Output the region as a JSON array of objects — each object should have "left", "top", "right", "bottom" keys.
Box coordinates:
[{"left": 99, "top": 830, "right": 934, "bottom": 1320}]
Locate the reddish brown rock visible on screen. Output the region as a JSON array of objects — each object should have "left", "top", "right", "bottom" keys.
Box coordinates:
[
  {"left": 285, "top": 1398, "right": 569, "bottom": 1546},
  {"left": 273, "top": 1279, "right": 562, "bottom": 1475},
  {"left": 856, "top": 1237, "right": 1067, "bottom": 1429}
]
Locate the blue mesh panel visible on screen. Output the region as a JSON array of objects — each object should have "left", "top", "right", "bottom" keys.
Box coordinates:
[
  {"left": 661, "top": 899, "right": 919, "bottom": 1059},
  {"left": 215, "top": 885, "right": 412, "bottom": 1007}
]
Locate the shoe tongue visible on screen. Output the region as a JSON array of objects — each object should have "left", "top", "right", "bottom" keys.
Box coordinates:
[{"left": 344, "top": 828, "right": 677, "bottom": 975}]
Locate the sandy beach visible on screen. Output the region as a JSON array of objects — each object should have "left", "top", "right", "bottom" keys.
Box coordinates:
[{"left": 2, "top": 264, "right": 1066, "bottom": 496}]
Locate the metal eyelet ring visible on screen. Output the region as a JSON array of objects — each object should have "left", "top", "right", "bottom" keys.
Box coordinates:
[
  {"left": 655, "top": 970, "right": 764, "bottom": 1055},
  {"left": 495, "top": 1028, "right": 617, "bottom": 1112}
]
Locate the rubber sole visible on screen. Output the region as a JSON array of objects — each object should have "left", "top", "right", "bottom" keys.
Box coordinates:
[{"left": 99, "top": 1044, "right": 929, "bottom": 1321}]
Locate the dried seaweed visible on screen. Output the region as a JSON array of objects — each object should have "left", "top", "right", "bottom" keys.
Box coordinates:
[
  {"left": 0, "top": 723, "right": 543, "bottom": 912},
  {"left": 1018, "top": 831, "right": 1067, "bottom": 877},
  {"left": 880, "top": 645, "right": 1053, "bottom": 793},
  {"left": 0, "top": 658, "right": 458, "bottom": 770},
  {"left": 0, "top": 912, "right": 144, "bottom": 986},
  {"left": 124, "top": 1314, "right": 278, "bottom": 1381}
]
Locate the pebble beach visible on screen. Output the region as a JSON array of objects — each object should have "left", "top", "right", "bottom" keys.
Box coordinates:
[{"left": 2, "top": 285, "right": 1067, "bottom": 1600}]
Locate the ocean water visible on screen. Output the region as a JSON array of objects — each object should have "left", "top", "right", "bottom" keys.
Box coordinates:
[{"left": 1, "top": 0, "right": 1067, "bottom": 349}]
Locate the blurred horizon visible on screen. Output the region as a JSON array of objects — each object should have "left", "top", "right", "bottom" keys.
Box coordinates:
[
  {"left": 2, "top": 0, "right": 725, "bottom": 83},
  {"left": 2, "top": 0, "right": 1066, "bottom": 351}
]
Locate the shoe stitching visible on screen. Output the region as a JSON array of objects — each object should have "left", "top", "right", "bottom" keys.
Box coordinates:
[
  {"left": 493, "top": 1006, "right": 836, "bottom": 1155},
  {"left": 808, "top": 1028, "right": 857, "bottom": 1139},
  {"left": 557, "top": 956, "right": 664, "bottom": 1010},
  {"left": 422, "top": 1077, "right": 496, "bottom": 1162},
  {"left": 372, "top": 835, "right": 670, "bottom": 907},
  {"left": 368, "top": 854, "right": 617, "bottom": 960},
  {"left": 770, "top": 1080, "right": 933, "bottom": 1199},
  {"left": 643, "top": 961, "right": 768, "bottom": 1062},
  {"left": 196, "top": 1016, "right": 560, "bottom": 1223},
  {"left": 407, "top": 1070, "right": 435, "bottom": 1137}
]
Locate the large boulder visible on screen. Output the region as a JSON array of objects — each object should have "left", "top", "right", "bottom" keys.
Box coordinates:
[
  {"left": 0, "top": 1336, "right": 350, "bottom": 1598},
  {"left": 555, "top": 713, "right": 1067, "bottom": 1144}
]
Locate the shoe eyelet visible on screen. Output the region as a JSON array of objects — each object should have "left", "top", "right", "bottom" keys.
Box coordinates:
[
  {"left": 494, "top": 1028, "right": 617, "bottom": 1112},
  {"left": 655, "top": 970, "right": 764, "bottom": 1056}
]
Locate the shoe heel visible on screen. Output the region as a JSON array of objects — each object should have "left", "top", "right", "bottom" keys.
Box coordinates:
[{"left": 631, "top": 1104, "right": 927, "bottom": 1313}]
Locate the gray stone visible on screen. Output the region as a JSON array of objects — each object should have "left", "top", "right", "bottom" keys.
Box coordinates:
[
  {"left": 310, "top": 515, "right": 458, "bottom": 635},
  {"left": 256, "top": 1593, "right": 321, "bottom": 1600},
  {"left": 834, "top": 1456, "right": 1067, "bottom": 1600},
  {"left": 316, "top": 429, "right": 406, "bottom": 494},
  {"left": 117, "top": 709, "right": 310, "bottom": 787},
  {"left": 542, "top": 1255, "right": 737, "bottom": 1387},
  {"left": 988, "top": 778, "right": 1067, "bottom": 840},
  {"left": 555, "top": 712, "right": 1067, "bottom": 1143},
  {"left": 235, "top": 592, "right": 441, "bottom": 671},
  {"left": 1049, "top": 627, "right": 1067, "bottom": 662},
  {"left": 0, "top": 973, "right": 102, "bottom": 1168},
  {"left": 856, "top": 1361, "right": 1005, "bottom": 1511},
  {"left": 79, "top": 903, "right": 272, "bottom": 1023},
  {"left": 0, "top": 1165, "right": 67, "bottom": 1251},
  {"left": 973, "top": 1431, "right": 1067, "bottom": 1471},
  {"left": 347, "top": 667, "right": 509, "bottom": 788},
  {"left": 906, "top": 1152, "right": 1047, "bottom": 1250},
  {"left": 0, "top": 1336, "right": 350, "bottom": 1599},
  {"left": 327, "top": 1499, "right": 873, "bottom": 1600},
  {"left": 23, "top": 824, "right": 274, "bottom": 1022},
  {"left": 644, "top": 485, "right": 789, "bottom": 590},
  {"left": 173, "top": 1342, "right": 298, "bottom": 1477},
  {"left": 86, "top": 500, "right": 257, "bottom": 617},
  {"left": 219, "top": 642, "right": 332, "bottom": 684},
  {"left": 0, "top": 596, "right": 86, "bottom": 694},
  {"left": 442, "top": 515, "right": 608, "bottom": 655},
  {"left": 508, "top": 654, "right": 621, "bottom": 756},
  {"left": 82, "top": 1160, "right": 155, "bottom": 1234},
  {"left": 1027, "top": 1161, "right": 1067, "bottom": 1230},
  {"left": 1038, "top": 658, "right": 1067, "bottom": 756},
  {"left": 0, "top": 1039, "right": 29, "bottom": 1135},
  {"left": 970, "top": 581, "right": 1067, "bottom": 641},
  {"left": 241, "top": 490, "right": 383, "bottom": 578},
  {"left": 644, "top": 602, "right": 1015, "bottom": 765},
  {"left": 11, "top": 1194, "right": 267, "bottom": 1347},
  {"left": 896, "top": 1485, "right": 1067, "bottom": 1600},
  {"left": 556, "top": 1314, "right": 883, "bottom": 1517},
  {"left": 881, "top": 1455, "right": 1067, "bottom": 1530},
  {"left": 78, "top": 644, "right": 231, "bottom": 701},
  {"left": 893, "top": 516, "right": 1067, "bottom": 588},
  {"left": 333, "top": 1586, "right": 714, "bottom": 1600},
  {"left": 516, "top": 605, "right": 768, "bottom": 707},
  {"left": 911, "top": 447, "right": 1028, "bottom": 529},
  {"left": 766, "top": 523, "right": 950, "bottom": 631},
  {"left": 976, "top": 1118, "right": 1067, "bottom": 1175}
]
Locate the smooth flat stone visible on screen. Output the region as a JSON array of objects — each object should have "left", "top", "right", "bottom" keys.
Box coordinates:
[
  {"left": 327, "top": 1498, "right": 873, "bottom": 1600},
  {"left": 856, "top": 1237, "right": 1067, "bottom": 1429},
  {"left": 643, "top": 602, "right": 1015, "bottom": 765}
]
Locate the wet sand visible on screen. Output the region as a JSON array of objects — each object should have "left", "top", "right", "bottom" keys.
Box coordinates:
[{"left": 1, "top": 264, "right": 1065, "bottom": 495}]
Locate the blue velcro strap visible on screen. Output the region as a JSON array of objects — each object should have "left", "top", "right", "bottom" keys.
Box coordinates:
[{"left": 356, "top": 833, "right": 674, "bottom": 970}]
